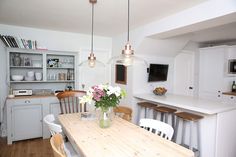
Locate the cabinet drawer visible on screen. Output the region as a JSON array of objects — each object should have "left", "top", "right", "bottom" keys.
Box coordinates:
[
  {"left": 222, "top": 95, "right": 236, "bottom": 103},
  {"left": 10, "top": 98, "right": 41, "bottom": 105}
]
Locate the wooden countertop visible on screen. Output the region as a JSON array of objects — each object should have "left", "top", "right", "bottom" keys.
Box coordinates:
[
  {"left": 59, "top": 113, "right": 194, "bottom": 157},
  {"left": 7, "top": 94, "right": 56, "bottom": 99},
  {"left": 134, "top": 93, "right": 236, "bottom": 115},
  {"left": 222, "top": 92, "right": 236, "bottom": 96}
]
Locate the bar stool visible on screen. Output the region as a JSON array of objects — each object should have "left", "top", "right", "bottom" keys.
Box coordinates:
[
  {"left": 136, "top": 102, "right": 156, "bottom": 124},
  {"left": 152, "top": 106, "right": 177, "bottom": 128},
  {"left": 174, "top": 112, "right": 203, "bottom": 156}
]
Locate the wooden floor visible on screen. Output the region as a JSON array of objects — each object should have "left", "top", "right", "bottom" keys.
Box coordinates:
[{"left": 0, "top": 137, "right": 54, "bottom": 157}]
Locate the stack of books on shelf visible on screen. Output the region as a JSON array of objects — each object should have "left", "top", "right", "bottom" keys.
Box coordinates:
[{"left": 0, "top": 34, "right": 38, "bottom": 49}]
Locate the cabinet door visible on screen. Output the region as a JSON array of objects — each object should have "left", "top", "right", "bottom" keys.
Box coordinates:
[
  {"left": 174, "top": 52, "right": 194, "bottom": 96},
  {"left": 12, "top": 104, "right": 42, "bottom": 141},
  {"left": 50, "top": 103, "right": 61, "bottom": 122},
  {"left": 199, "top": 47, "right": 225, "bottom": 100}
]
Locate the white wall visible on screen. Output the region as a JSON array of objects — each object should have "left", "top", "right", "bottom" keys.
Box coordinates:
[{"left": 0, "top": 24, "right": 112, "bottom": 134}]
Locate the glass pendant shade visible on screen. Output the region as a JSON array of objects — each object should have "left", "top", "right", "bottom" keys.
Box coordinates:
[
  {"left": 79, "top": 0, "right": 105, "bottom": 68},
  {"left": 107, "top": 0, "right": 147, "bottom": 67},
  {"left": 79, "top": 53, "right": 105, "bottom": 68}
]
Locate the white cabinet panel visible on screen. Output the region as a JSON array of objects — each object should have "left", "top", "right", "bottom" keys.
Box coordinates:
[
  {"left": 199, "top": 47, "right": 226, "bottom": 100},
  {"left": 12, "top": 104, "right": 42, "bottom": 141},
  {"left": 222, "top": 95, "right": 236, "bottom": 104},
  {"left": 174, "top": 51, "right": 194, "bottom": 96},
  {"left": 50, "top": 103, "right": 61, "bottom": 122}
]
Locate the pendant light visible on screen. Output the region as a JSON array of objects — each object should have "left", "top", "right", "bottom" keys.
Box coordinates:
[
  {"left": 79, "top": 0, "right": 104, "bottom": 68},
  {"left": 108, "top": 0, "right": 147, "bottom": 67}
]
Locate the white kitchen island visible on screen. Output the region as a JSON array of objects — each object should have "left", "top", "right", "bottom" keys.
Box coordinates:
[{"left": 134, "top": 93, "right": 236, "bottom": 157}]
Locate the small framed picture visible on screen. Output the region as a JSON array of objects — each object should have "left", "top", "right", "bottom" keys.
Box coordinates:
[
  {"left": 24, "top": 57, "right": 31, "bottom": 66},
  {"left": 115, "top": 64, "right": 127, "bottom": 85},
  {"left": 47, "top": 59, "right": 59, "bottom": 67}
]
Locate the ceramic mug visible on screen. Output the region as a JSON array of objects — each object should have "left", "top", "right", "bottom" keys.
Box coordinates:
[
  {"left": 27, "top": 71, "right": 35, "bottom": 77},
  {"left": 35, "top": 72, "right": 42, "bottom": 81}
]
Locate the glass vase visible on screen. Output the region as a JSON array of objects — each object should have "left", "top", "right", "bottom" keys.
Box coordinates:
[{"left": 99, "top": 107, "right": 113, "bottom": 128}]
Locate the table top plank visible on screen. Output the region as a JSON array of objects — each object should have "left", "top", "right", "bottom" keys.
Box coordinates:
[{"left": 58, "top": 113, "right": 194, "bottom": 157}]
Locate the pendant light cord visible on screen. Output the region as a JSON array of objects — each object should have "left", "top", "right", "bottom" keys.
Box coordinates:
[
  {"left": 91, "top": 3, "right": 94, "bottom": 53},
  {"left": 127, "top": 0, "right": 130, "bottom": 42}
]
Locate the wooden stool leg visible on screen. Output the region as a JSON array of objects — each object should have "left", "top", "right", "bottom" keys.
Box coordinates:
[
  {"left": 144, "top": 107, "right": 147, "bottom": 118},
  {"left": 181, "top": 120, "right": 186, "bottom": 145},
  {"left": 171, "top": 114, "right": 175, "bottom": 128},
  {"left": 136, "top": 105, "right": 141, "bottom": 124},
  {"left": 197, "top": 121, "right": 201, "bottom": 152},
  {"left": 153, "top": 110, "right": 157, "bottom": 119},
  {"left": 174, "top": 117, "right": 180, "bottom": 142},
  {"left": 160, "top": 112, "right": 164, "bottom": 121},
  {"left": 164, "top": 113, "right": 168, "bottom": 123},
  {"left": 189, "top": 121, "right": 194, "bottom": 150}
]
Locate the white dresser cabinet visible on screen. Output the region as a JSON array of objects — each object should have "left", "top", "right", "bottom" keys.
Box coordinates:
[{"left": 7, "top": 96, "right": 60, "bottom": 144}]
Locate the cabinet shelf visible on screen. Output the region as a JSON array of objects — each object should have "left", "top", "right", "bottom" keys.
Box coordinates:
[
  {"left": 47, "top": 67, "right": 74, "bottom": 69},
  {"left": 46, "top": 80, "right": 75, "bottom": 83},
  {"left": 10, "top": 66, "right": 43, "bottom": 69},
  {"left": 10, "top": 81, "right": 45, "bottom": 83},
  {"left": 10, "top": 80, "right": 75, "bottom": 83}
]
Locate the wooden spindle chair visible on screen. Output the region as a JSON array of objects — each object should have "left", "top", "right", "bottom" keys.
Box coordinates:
[
  {"left": 139, "top": 118, "right": 174, "bottom": 140},
  {"left": 50, "top": 134, "right": 67, "bottom": 157},
  {"left": 56, "top": 90, "right": 86, "bottom": 114},
  {"left": 114, "top": 106, "right": 132, "bottom": 121}
]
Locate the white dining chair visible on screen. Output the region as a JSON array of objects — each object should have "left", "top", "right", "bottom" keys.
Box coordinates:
[
  {"left": 139, "top": 118, "right": 174, "bottom": 140},
  {"left": 44, "top": 114, "right": 80, "bottom": 157}
]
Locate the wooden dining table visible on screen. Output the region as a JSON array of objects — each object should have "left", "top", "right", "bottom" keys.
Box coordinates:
[{"left": 58, "top": 113, "right": 194, "bottom": 157}]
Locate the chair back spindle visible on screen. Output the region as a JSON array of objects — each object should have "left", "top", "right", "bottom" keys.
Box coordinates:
[{"left": 56, "top": 90, "right": 86, "bottom": 114}]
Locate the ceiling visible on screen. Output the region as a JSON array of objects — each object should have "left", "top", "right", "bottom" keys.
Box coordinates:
[{"left": 0, "top": 0, "right": 206, "bottom": 37}]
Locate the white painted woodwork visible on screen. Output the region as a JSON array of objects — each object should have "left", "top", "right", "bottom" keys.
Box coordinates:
[
  {"left": 134, "top": 93, "right": 236, "bottom": 157},
  {"left": 199, "top": 46, "right": 226, "bottom": 100},
  {"left": 6, "top": 96, "right": 60, "bottom": 144},
  {"left": 215, "top": 110, "right": 236, "bottom": 157},
  {"left": 58, "top": 113, "right": 194, "bottom": 157},
  {"left": 12, "top": 104, "right": 42, "bottom": 141},
  {"left": 6, "top": 48, "right": 78, "bottom": 91},
  {"left": 222, "top": 94, "right": 236, "bottom": 104},
  {"left": 174, "top": 51, "right": 194, "bottom": 96}
]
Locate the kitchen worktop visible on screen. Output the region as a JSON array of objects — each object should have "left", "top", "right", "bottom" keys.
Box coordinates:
[
  {"left": 134, "top": 93, "right": 236, "bottom": 115},
  {"left": 7, "top": 94, "right": 56, "bottom": 99},
  {"left": 222, "top": 92, "right": 236, "bottom": 96}
]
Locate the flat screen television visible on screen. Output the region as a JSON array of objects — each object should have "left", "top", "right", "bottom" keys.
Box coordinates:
[{"left": 148, "top": 64, "right": 169, "bottom": 82}]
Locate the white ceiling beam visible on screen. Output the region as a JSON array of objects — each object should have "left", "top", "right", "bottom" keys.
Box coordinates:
[{"left": 142, "top": 0, "right": 236, "bottom": 39}]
